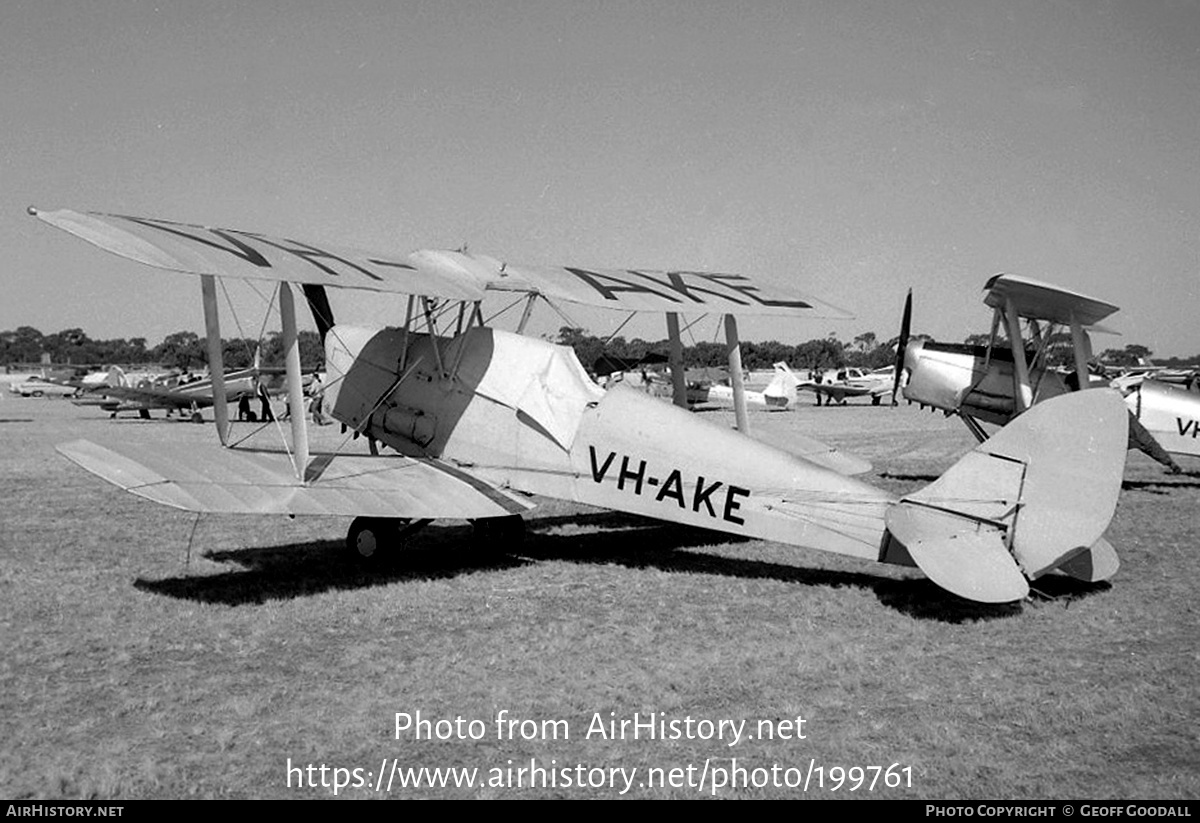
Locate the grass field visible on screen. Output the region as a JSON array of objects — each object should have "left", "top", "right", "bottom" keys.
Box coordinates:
[{"left": 1, "top": 394, "right": 1196, "bottom": 799}]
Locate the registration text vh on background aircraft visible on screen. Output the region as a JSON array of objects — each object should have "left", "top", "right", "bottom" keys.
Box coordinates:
[
  {"left": 897, "top": 274, "right": 1196, "bottom": 471},
  {"left": 31, "top": 208, "right": 1131, "bottom": 603}
]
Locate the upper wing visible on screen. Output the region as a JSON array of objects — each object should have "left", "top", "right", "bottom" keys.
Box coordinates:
[
  {"left": 32, "top": 207, "right": 850, "bottom": 318},
  {"left": 58, "top": 439, "right": 532, "bottom": 518},
  {"left": 483, "top": 261, "right": 852, "bottom": 318},
  {"left": 983, "top": 273, "right": 1119, "bottom": 328},
  {"left": 29, "top": 208, "right": 485, "bottom": 301}
]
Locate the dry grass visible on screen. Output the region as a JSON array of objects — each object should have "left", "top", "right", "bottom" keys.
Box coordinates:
[{"left": 0, "top": 395, "right": 1196, "bottom": 799}]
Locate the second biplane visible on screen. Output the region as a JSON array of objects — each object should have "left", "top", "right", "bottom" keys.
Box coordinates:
[
  {"left": 31, "top": 208, "right": 1131, "bottom": 603},
  {"left": 897, "top": 274, "right": 1197, "bottom": 472}
]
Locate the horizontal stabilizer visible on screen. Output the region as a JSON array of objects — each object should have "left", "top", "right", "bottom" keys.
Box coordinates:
[
  {"left": 57, "top": 439, "right": 531, "bottom": 518},
  {"left": 886, "top": 503, "right": 1029, "bottom": 602},
  {"left": 1054, "top": 537, "right": 1120, "bottom": 583},
  {"left": 902, "top": 390, "right": 1127, "bottom": 579}
]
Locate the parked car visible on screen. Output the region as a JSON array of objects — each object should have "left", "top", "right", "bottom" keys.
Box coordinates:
[{"left": 11, "top": 377, "right": 80, "bottom": 398}]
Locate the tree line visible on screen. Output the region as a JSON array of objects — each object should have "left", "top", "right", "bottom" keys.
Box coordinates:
[
  {"left": 555, "top": 327, "right": 900, "bottom": 373},
  {"left": 1, "top": 326, "right": 324, "bottom": 372},
  {"left": 2, "top": 324, "right": 1191, "bottom": 376}
]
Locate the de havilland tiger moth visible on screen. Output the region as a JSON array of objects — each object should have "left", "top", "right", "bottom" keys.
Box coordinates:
[
  {"left": 29, "top": 207, "right": 1131, "bottom": 603},
  {"left": 896, "top": 274, "right": 1198, "bottom": 474}
]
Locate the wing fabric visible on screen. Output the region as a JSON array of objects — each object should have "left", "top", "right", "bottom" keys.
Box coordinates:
[
  {"left": 983, "top": 274, "right": 1119, "bottom": 328},
  {"left": 32, "top": 208, "right": 849, "bottom": 318},
  {"left": 485, "top": 261, "right": 853, "bottom": 318},
  {"left": 57, "top": 439, "right": 531, "bottom": 518},
  {"left": 30, "top": 208, "right": 484, "bottom": 301}
]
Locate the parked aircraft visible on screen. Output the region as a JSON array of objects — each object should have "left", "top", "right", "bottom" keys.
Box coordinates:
[
  {"left": 688, "top": 362, "right": 799, "bottom": 410},
  {"left": 8, "top": 376, "right": 80, "bottom": 398},
  {"left": 31, "top": 208, "right": 1131, "bottom": 603},
  {"left": 897, "top": 274, "right": 1195, "bottom": 471},
  {"left": 76, "top": 363, "right": 287, "bottom": 423},
  {"left": 797, "top": 364, "right": 894, "bottom": 406}
]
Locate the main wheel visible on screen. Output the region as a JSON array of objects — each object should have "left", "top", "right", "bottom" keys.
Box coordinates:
[
  {"left": 346, "top": 517, "right": 420, "bottom": 563},
  {"left": 190, "top": 411, "right": 204, "bottom": 424}
]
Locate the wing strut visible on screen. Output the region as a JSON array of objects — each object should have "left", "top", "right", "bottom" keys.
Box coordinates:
[
  {"left": 516, "top": 294, "right": 538, "bottom": 334},
  {"left": 666, "top": 312, "right": 688, "bottom": 409},
  {"left": 199, "top": 275, "right": 229, "bottom": 445},
  {"left": 724, "top": 314, "right": 750, "bottom": 432},
  {"left": 1002, "top": 299, "right": 1033, "bottom": 413},
  {"left": 1068, "top": 311, "right": 1092, "bottom": 392},
  {"left": 280, "top": 283, "right": 309, "bottom": 480}
]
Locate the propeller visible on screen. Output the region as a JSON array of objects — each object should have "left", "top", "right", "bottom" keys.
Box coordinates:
[{"left": 891, "top": 288, "right": 912, "bottom": 406}]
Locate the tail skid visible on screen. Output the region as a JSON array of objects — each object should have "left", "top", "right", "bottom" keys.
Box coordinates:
[{"left": 884, "top": 390, "right": 1129, "bottom": 602}]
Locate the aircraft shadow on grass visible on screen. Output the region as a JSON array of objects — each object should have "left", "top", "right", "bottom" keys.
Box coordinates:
[{"left": 133, "top": 510, "right": 1107, "bottom": 622}]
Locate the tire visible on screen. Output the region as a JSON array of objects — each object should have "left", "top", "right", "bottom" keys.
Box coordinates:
[
  {"left": 190, "top": 412, "right": 204, "bottom": 424},
  {"left": 346, "top": 517, "right": 413, "bottom": 563}
]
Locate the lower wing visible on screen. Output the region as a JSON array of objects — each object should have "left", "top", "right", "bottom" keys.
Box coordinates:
[{"left": 58, "top": 439, "right": 532, "bottom": 518}]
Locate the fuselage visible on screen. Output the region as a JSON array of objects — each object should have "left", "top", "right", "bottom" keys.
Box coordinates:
[
  {"left": 901, "top": 339, "right": 1200, "bottom": 460},
  {"left": 901, "top": 339, "right": 1069, "bottom": 426},
  {"left": 323, "top": 325, "right": 896, "bottom": 563}
]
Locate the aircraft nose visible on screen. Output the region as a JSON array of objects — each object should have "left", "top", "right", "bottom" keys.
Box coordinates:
[{"left": 903, "top": 338, "right": 925, "bottom": 372}]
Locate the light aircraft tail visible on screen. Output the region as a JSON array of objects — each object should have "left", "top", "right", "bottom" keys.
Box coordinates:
[
  {"left": 762, "top": 362, "right": 800, "bottom": 403},
  {"left": 882, "top": 389, "right": 1128, "bottom": 602},
  {"left": 105, "top": 366, "right": 127, "bottom": 388}
]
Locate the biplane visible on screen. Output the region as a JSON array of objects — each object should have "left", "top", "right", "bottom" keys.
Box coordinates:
[
  {"left": 896, "top": 274, "right": 1196, "bottom": 471},
  {"left": 30, "top": 208, "right": 1131, "bottom": 603}
]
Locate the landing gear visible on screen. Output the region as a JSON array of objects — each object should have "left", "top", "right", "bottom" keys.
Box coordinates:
[
  {"left": 470, "top": 514, "right": 526, "bottom": 552},
  {"left": 190, "top": 411, "right": 204, "bottom": 424},
  {"left": 345, "top": 517, "right": 430, "bottom": 564}
]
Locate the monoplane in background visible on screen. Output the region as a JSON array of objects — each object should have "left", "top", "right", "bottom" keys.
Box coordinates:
[
  {"left": 31, "top": 207, "right": 1131, "bottom": 603},
  {"left": 685, "top": 362, "right": 799, "bottom": 411},
  {"left": 7, "top": 375, "right": 81, "bottom": 398},
  {"left": 896, "top": 273, "right": 1197, "bottom": 472},
  {"left": 795, "top": 364, "right": 895, "bottom": 406},
  {"left": 74, "top": 361, "right": 293, "bottom": 423}
]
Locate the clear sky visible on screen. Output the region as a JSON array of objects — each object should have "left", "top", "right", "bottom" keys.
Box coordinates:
[{"left": 2, "top": 1, "right": 1197, "bottom": 356}]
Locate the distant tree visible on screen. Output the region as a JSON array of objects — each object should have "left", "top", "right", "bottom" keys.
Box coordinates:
[
  {"left": 1099, "top": 343, "right": 1153, "bottom": 367},
  {"left": 154, "top": 331, "right": 205, "bottom": 371},
  {"left": 853, "top": 331, "right": 877, "bottom": 352},
  {"left": 257, "top": 330, "right": 324, "bottom": 371},
  {"left": 794, "top": 337, "right": 845, "bottom": 370},
  {"left": 685, "top": 341, "right": 728, "bottom": 369},
  {"left": 4, "top": 326, "right": 46, "bottom": 363}
]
